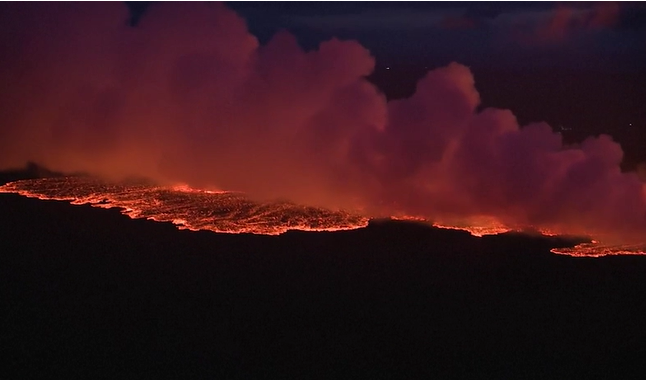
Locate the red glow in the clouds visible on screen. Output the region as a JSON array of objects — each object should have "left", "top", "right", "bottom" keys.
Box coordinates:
[
  {"left": 512, "top": 2, "right": 620, "bottom": 45},
  {"left": 0, "top": 3, "right": 644, "bottom": 252}
]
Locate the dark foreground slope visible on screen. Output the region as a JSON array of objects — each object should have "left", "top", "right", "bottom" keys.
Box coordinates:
[{"left": 1, "top": 170, "right": 646, "bottom": 379}]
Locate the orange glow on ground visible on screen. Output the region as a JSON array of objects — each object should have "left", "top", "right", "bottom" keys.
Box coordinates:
[
  {"left": 170, "top": 183, "right": 228, "bottom": 194},
  {"left": 393, "top": 215, "right": 646, "bottom": 257},
  {"left": 551, "top": 243, "right": 646, "bottom": 258},
  {"left": 1, "top": 177, "right": 644, "bottom": 257},
  {"left": 0, "top": 177, "right": 369, "bottom": 235},
  {"left": 431, "top": 221, "right": 512, "bottom": 237},
  {"left": 391, "top": 215, "right": 513, "bottom": 236}
]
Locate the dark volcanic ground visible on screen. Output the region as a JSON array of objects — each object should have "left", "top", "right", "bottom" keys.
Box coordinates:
[{"left": 1, "top": 167, "right": 646, "bottom": 379}]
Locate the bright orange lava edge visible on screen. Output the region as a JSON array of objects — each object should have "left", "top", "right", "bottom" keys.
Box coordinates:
[{"left": 1, "top": 182, "right": 645, "bottom": 258}]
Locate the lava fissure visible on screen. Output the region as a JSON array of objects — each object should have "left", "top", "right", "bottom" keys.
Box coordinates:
[
  {"left": 0, "top": 177, "right": 369, "bottom": 235},
  {"left": 2, "top": 177, "right": 644, "bottom": 257}
]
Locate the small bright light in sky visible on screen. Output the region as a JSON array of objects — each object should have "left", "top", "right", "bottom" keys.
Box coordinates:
[{"left": 386, "top": 66, "right": 390, "bottom": 70}]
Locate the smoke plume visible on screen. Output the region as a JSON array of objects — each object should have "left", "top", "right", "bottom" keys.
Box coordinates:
[{"left": 1, "top": 2, "right": 644, "bottom": 242}]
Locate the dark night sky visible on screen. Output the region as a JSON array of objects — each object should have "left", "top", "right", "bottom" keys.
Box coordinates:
[
  {"left": 227, "top": 1, "right": 646, "bottom": 166},
  {"left": 126, "top": 2, "right": 646, "bottom": 70},
  {"left": 226, "top": 1, "right": 645, "bottom": 70},
  {"left": 125, "top": 2, "right": 646, "bottom": 167}
]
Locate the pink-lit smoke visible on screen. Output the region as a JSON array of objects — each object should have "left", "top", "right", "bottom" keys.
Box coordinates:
[{"left": 0, "top": 2, "right": 644, "bottom": 242}]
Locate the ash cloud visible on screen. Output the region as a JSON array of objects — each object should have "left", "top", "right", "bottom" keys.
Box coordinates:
[{"left": 0, "top": 2, "right": 644, "bottom": 242}]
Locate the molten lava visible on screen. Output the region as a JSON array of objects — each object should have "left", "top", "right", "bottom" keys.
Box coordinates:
[
  {"left": 430, "top": 216, "right": 513, "bottom": 237},
  {"left": 0, "top": 177, "right": 369, "bottom": 235},
  {"left": 1, "top": 177, "right": 644, "bottom": 257},
  {"left": 551, "top": 243, "right": 646, "bottom": 258}
]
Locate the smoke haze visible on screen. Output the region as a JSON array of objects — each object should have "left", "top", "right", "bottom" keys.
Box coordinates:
[{"left": 1, "top": 2, "right": 644, "bottom": 242}]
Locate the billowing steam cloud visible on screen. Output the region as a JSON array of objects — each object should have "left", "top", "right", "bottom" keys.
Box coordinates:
[{"left": 1, "top": 2, "right": 644, "bottom": 242}]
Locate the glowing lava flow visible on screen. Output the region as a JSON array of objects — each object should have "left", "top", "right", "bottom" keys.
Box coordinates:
[
  {"left": 394, "top": 214, "right": 646, "bottom": 257},
  {"left": 390, "top": 215, "right": 512, "bottom": 236},
  {"left": 430, "top": 219, "right": 646, "bottom": 257},
  {"left": 0, "top": 177, "right": 369, "bottom": 235},
  {"left": 1, "top": 177, "right": 645, "bottom": 257},
  {"left": 551, "top": 243, "right": 646, "bottom": 258},
  {"left": 430, "top": 216, "right": 513, "bottom": 237}
]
